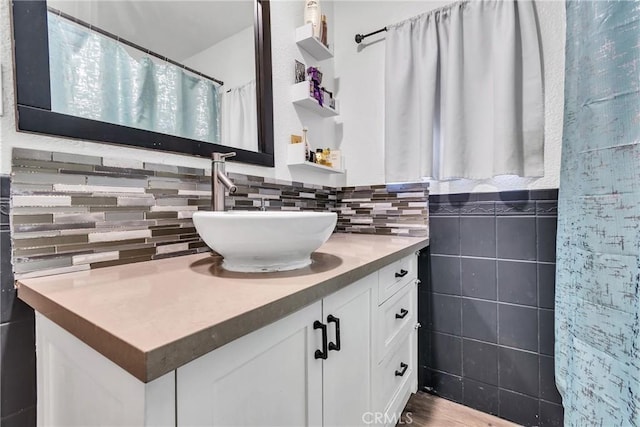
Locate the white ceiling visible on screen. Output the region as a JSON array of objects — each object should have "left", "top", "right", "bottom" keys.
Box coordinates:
[{"left": 49, "top": 0, "right": 255, "bottom": 61}]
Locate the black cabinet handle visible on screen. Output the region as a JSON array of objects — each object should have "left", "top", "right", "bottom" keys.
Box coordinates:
[
  {"left": 395, "top": 269, "right": 408, "bottom": 278},
  {"left": 327, "top": 315, "right": 341, "bottom": 352},
  {"left": 395, "top": 308, "right": 409, "bottom": 319},
  {"left": 395, "top": 362, "right": 408, "bottom": 377},
  {"left": 314, "top": 320, "right": 328, "bottom": 360}
]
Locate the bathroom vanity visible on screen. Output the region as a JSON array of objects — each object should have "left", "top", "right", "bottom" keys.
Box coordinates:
[{"left": 17, "top": 234, "right": 428, "bottom": 427}]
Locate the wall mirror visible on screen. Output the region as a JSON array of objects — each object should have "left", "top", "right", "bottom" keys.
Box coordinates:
[{"left": 12, "top": 0, "right": 274, "bottom": 166}]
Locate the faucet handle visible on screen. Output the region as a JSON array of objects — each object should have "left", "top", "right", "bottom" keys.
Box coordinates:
[{"left": 212, "top": 152, "right": 237, "bottom": 161}]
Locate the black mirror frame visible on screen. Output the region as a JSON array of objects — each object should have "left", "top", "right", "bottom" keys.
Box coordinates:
[{"left": 11, "top": 0, "right": 274, "bottom": 167}]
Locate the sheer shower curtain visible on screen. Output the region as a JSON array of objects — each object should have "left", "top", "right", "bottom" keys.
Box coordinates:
[
  {"left": 556, "top": 1, "right": 640, "bottom": 425},
  {"left": 48, "top": 12, "right": 221, "bottom": 144},
  {"left": 385, "top": 0, "right": 544, "bottom": 182}
]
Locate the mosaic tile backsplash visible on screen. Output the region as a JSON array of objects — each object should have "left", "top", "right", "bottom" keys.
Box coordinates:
[
  {"left": 10, "top": 148, "right": 336, "bottom": 278},
  {"left": 336, "top": 183, "right": 429, "bottom": 237},
  {"left": 10, "top": 148, "right": 428, "bottom": 278}
]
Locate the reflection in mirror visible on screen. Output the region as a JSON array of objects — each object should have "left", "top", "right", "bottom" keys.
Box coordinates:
[{"left": 46, "top": 0, "right": 258, "bottom": 152}]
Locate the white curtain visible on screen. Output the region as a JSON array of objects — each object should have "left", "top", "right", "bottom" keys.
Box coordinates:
[
  {"left": 221, "top": 80, "right": 258, "bottom": 152},
  {"left": 385, "top": 0, "right": 544, "bottom": 183}
]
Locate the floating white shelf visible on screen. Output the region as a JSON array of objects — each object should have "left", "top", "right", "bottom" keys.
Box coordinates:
[
  {"left": 289, "top": 162, "right": 345, "bottom": 174},
  {"left": 295, "top": 23, "right": 333, "bottom": 61},
  {"left": 287, "top": 144, "right": 345, "bottom": 174},
  {"left": 291, "top": 82, "right": 339, "bottom": 117}
]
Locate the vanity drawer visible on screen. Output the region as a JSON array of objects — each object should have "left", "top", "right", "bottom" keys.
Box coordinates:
[
  {"left": 376, "top": 331, "right": 414, "bottom": 413},
  {"left": 377, "top": 281, "right": 416, "bottom": 363},
  {"left": 378, "top": 254, "right": 417, "bottom": 304}
]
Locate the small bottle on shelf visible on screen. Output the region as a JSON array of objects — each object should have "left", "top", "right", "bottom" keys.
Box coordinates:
[
  {"left": 323, "top": 148, "right": 332, "bottom": 167},
  {"left": 303, "top": 127, "right": 312, "bottom": 161},
  {"left": 304, "top": 0, "right": 321, "bottom": 39},
  {"left": 321, "top": 15, "right": 328, "bottom": 47}
]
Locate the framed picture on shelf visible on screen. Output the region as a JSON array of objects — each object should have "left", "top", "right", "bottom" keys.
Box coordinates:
[{"left": 295, "top": 60, "right": 306, "bottom": 83}]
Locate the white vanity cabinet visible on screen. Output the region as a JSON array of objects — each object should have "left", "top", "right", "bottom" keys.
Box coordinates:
[
  {"left": 35, "top": 313, "right": 176, "bottom": 427},
  {"left": 177, "top": 300, "right": 324, "bottom": 426},
  {"left": 177, "top": 273, "right": 376, "bottom": 427},
  {"left": 374, "top": 254, "right": 419, "bottom": 426},
  {"left": 30, "top": 248, "right": 422, "bottom": 427},
  {"left": 177, "top": 255, "right": 419, "bottom": 427},
  {"left": 319, "top": 274, "right": 375, "bottom": 427}
]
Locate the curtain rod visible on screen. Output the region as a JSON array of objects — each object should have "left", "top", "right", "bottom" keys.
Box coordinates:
[
  {"left": 47, "top": 6, "right": 225, "bottom": 87},
  {"left": 354, "top": 0, "right": 470, "bottom": 44},
  {"left": 355, "top": 27, "right": 387, "bottom": 44}
]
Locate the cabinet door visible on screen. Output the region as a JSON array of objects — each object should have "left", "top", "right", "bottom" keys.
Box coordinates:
[
  {"left": 322, "top": 274, "right": 376, "bottom": 427},
  {"left": 177, "top": 301, "right": 323, "bottom": 427},
  {"left": 35, "top": 314, "right": 175, "bottom": 427}
]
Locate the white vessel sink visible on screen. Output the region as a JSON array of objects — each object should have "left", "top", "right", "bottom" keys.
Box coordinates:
[{"left": 192, "top": 211, "right": 338, "bottom": 272}]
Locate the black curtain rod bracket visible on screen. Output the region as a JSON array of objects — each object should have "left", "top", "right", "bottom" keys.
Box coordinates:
[{"left": 355, "top": 27, "right": 387, "bottom": 44}]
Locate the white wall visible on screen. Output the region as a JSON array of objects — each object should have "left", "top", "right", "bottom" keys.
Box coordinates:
[
  {"left": 183, "top": 26, "right": 256, "bottom": 92},
  {"left": 334, "top": 0, "right": 566, "bottom": 193},
  {"left": 0, "top": 0, "right": 344, "bottom": 188}
]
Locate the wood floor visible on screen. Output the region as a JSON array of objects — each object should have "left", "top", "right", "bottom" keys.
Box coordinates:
[{"left": 398, "top": 392, "right": 518, "bottom": 427}]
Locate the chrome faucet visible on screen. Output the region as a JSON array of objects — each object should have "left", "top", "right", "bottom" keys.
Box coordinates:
[{"left": 211, "top": 152, "right": 238, "bottom": 211}]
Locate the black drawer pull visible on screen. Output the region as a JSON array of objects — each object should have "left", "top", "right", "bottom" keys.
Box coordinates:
[
  {"left": 395, "top": 362, "right": 408, "bottom": 377},
  {"left": 395, "top": 269, "right": 408, "bottom": 278},
  {"left": 395, "top": 308, "right": 409, "bottom": 319},
  {"left": 327, "top": 315, "right": 341, "bottom": 352},
  {"left": 314, "top": 321, "right": 328, "bottom": 360}
]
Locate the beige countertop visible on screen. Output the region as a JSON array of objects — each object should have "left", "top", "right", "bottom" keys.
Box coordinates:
[{"left": 17, "top": 233, "right": 429, "bottom": 383}]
